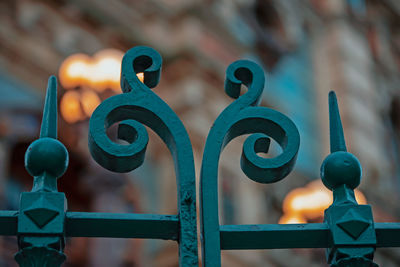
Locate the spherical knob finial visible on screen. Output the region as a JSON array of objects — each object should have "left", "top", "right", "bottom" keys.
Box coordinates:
[
  {"left": 25, "top": 137, "right": 69, "bottom": 179},
  {"left": 320, "top": 151, "right": 361, "bottom": 191}
]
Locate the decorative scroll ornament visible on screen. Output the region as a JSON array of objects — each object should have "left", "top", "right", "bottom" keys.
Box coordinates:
[
  {"left": 2, "top": 45, "right": 397, "bottom": 266},
  {"left": 200, "top": 60, "right": 300, "bottom": 266},
  {"left": 15, "top": 246, "right": 66, "bottom": 267},
  {"left": 88, "top": 46, "right": 198, "bottom": 265}
]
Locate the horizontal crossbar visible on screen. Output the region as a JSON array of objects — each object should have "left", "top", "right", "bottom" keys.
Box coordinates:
[
  {"left": 0, "top": 210, "right": 398, "bottom": 247},
  {"left": 65, "top": 212, "right": 179, "bottom": 240},
  {"left": 0, "top": 211, "right": 17, "bottom": 235},
  {"left": 220, "top": 223, "right": 331, "bottom": 249},
  {"left": 0, "top": 211, "right": 179, "bottom": 240},
  {"left": 220, "top": 223, "right": 400, "bottom": 250},
  {"left": 374, "top": 222, "right": 400, "bottom": 247}
]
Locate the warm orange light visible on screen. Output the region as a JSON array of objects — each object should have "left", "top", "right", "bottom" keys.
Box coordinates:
[
  {"left": 60, "top": 90, "right": 100, "bottom": 124},
  {"left": 137, "top": 72, "right": 144, "bottom": 83},
  {"left": 58, "top": 50, "right": 148, "bottom": 124},
  {"left": 81, "top": 90, "right": 101, "bottom": 117},
  {"left": 355, "top": 189, "right": 367, "bottom": 205},
  {"left": 59, "top": 49, "right": 124, "bottom": 92},
  {"left": 60, "top": 91, "right": 85, "bottom": 124},
  {"left": 90, "top": 50, "right": 123, "bottom": 92},
  {"left": 59, "top": 50, "right": 146, "bottom": 93},
  {"left": 279, "top": 180, "right": 366, "bottom": 224},
  {"left": 59, "top": 54, "right": 91, "bottom": 89},
  {"left": 279, "top": 213, "right": 307, "bottom": 224}
]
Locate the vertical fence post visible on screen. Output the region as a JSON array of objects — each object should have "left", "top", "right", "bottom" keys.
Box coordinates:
[
  {"left": 321, "top": 92, "right": 377, "bottom": 266},
  {"left": 15, "top": 76, "right": 68, "bottom": 266}
]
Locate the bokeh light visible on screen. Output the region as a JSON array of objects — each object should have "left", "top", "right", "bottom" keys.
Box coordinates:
[{"left": 280, "top": 180, "right": 366, "bottom": 224}]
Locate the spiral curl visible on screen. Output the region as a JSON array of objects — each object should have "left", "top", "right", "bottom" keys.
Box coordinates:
[
  {"left": 88, "top": 46, "right": 162, "bottom": 173},
  {"left": 203, "top": 60, "right": 300, "bottom": 184},
  {"left": 200, "top": 60, "right": 300, "bottom": 266},
  {"left": 88, "top": 46, "right": 198, "bottom": 265}
]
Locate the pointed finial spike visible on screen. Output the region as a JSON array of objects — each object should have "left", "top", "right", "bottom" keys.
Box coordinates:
[
  {"left": 329, "top": 91, "right": 347, "bottom": 153},
  {"left": 40, "top": 76, "right": 58, "bottom": 139}
]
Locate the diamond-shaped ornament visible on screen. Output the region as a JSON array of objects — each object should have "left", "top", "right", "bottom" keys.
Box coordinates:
[
  {"left": 24, "top": 207, "right": 59, "bottom": 228},
  {"left": 23, "top": 195, "right": 60, "bottom": 229},
  {"left": 337, "top": 209, "right": 370, "bottom": 239}
]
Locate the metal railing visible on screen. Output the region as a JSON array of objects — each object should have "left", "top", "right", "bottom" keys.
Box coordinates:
[{"left": 0, "top": 46, "right": 399, "bottom": 266}]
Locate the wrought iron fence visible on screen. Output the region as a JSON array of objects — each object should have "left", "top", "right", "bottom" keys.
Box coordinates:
[{"left": 0, "top": 46, "right": 399, "bottom": 266}]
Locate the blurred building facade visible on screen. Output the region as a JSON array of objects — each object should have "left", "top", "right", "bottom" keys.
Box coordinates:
[{"left": 0, "top": 0, "right": 400, "bottom": 266}]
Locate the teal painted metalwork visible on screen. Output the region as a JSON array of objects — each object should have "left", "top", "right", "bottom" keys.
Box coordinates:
[
  {"left": 0, "top": 46, "right": 199, "bottom": 266},
  {"left": 0, "top": 46, "right": 399, "bottom": 266},
  {"left": 321, "top": 91, "right": 377, "bottom": 266},
  {"left": 16, "top": 76, "right": 68, "bottom": 266},
  {"left": 88, "top": 46, "right": 198, "bottom": 266},
  {"left": 199, "top": 86, "right": 383, "bottom": 267},
  {"left": 200, "top": 60, "right": 300, "bottom": 266}
]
